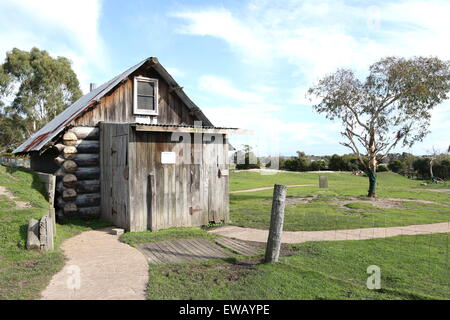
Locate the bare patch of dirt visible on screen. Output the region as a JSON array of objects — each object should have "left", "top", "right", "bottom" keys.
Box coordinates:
[
  {"left": 0, "top": 186, "right": 31, "bottom": 209},
  {"left": 332, "top": 197, "right": 450, "bottom": 209},
  {"left": 417, "top": 188, "right": 450, "bottom": 194},
  {"left": 235, "top": 239, "right": 296, "bottom": 258},
  {"left": 333, "top": 198, "right": 403, "bottom": 209},
  {"left": 285, "top": 195, "right": 318, "bottom": 206}
]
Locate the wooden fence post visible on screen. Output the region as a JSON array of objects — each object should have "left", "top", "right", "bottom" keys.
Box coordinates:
[{"left": 265, "top": 184, "right": 287, "bottom": 263}]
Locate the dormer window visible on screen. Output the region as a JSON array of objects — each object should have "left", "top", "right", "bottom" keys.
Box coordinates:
[{"left": 133, "top": 76, "right": 158, "bottom": 115}]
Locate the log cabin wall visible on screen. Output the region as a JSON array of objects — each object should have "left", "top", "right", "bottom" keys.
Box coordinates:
[{"left": 54, "top": 126, "right": 101, "bottom": 219}]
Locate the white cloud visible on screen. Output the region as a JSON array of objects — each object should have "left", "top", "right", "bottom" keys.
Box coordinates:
[
  {"left": 166, "top": 67, "right": 186, "bottom": 79},
  {"left": 198, "top": 75, "right": 267, "bottom": 104},
  {"left": 197, "top": 75, "right": 340, "bottom": 156},
  {"left": 175, "top": 0, "right": 450, "bottom": 155},
  {"left": 0, "top": 0, "right": 106, "bottom": 93}
]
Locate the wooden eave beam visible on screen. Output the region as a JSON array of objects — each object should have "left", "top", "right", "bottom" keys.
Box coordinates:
[{"left": 133, "top": 125, "right": 251, "bottom": 135}]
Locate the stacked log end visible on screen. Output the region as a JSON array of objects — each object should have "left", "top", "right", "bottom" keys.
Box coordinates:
[{"left": 55, "top": 126, "right": 100, "bottom": 219}]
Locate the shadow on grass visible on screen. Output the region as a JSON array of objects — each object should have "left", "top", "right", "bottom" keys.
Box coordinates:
[
  {"left": 18, "top": 223, "right": 29, "bottom": 248},
  {"left": 57, "top": 217, "right": 112, "bottom": 230}
]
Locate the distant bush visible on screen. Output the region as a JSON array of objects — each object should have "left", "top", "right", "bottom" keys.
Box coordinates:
[
  {"left": 282, "top": 157, "right": 308, "bottom": 171},
  {"left": 377, "top": 164, "right": 389, "bottom": 172},
  {"left": 388, "top": 160, "right": 405, "bottom": 173}
]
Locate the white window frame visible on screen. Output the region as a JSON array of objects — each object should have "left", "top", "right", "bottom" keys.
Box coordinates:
[{"left": 133, "top": 76, "right": 159, "bottom": 115}]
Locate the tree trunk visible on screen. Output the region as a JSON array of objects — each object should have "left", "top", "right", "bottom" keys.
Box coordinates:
[
  {"left": 429, "top": 158, "right": 434, "bottom": 179},
  {"left": 367, "top": 168, "right": 377, "bottom": 197}
]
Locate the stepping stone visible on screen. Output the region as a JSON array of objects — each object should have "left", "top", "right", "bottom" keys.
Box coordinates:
[
  {"left": 110, "top": 228, "right": 124, "bottom": 236},
  {"left": 136, "top": 238, "right": 232, "bottom": 265},
  {"left": 215, "top": 237, "right": 261, "bottom": 256}
]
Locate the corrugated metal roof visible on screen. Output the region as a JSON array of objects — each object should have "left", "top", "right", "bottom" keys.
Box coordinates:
[{"left": 13, "top": 57, "right": 214, "bottom": 153}]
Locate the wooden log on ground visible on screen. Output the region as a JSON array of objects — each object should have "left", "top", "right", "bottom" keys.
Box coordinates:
[
  {"left": 63, "top": 146, "right": 77, "bottom": 159},
  {"left": 69, "top": 127, "right": 99, "bottom": 140},
  {"left": 76, "top": 180, "right": 100, "bottom": 193},
  {"left": 62, "top": 188, "right": 77, "bottom": 201},
  {"left": 71, "top": 153, "right": 99, "bottom": 166},
  {"left": 265, "top": 184, "right": 287, "bottom": 263},
  {"left": 26, "top": 218, "right": 40, "bottom": 250},
  {"left": 78, "top": 206, "right": 100, "bottom": 218},
  {"left": 75, "top": 167, "right": 100, "bottom": 180},
  {"left": 63, "top": 174, "right": 77, "bottom": 188},
  {"left": 74, "top": 140, "right": 99, "bottom": 153},
  {"left": 39, "top": 215, "right": 54, "bottom": 251},
  {"left": 62, "top": 160, "right": 78, "bottom": 172}
]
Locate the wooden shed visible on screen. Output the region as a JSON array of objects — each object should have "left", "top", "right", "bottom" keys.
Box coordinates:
[{"left": 14, "top": 57, "right": 237, "bottom": 231}]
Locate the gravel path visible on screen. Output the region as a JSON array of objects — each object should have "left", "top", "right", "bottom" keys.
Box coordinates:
[
  {"left": 209, "top": 222, "right": 450, "bottom": 244},
  {"left": 231, "top": 184, "right": 313, "bottom": 194},
  {"left": 41, "top": 227, "right": 148, "bottom": 300}
]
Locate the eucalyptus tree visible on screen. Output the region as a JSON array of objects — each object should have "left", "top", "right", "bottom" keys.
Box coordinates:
[
  {"left": 0, "top": 47, "right": 82, "bottom": 151},
  {"left": 307, "top": 56, "right": 450, "bottom": 197}
]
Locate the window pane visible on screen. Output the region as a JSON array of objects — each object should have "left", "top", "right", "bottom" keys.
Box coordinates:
[
  {"left": 137, "top": 80, "right": 154, "bottom": 96},
  {"left": 137, "top": 95, "right": 154, "bottom": 110}
]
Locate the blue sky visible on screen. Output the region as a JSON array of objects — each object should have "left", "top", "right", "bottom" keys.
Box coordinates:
[{"left": 0, "top": 0, "right": 449, "bottom": 156}]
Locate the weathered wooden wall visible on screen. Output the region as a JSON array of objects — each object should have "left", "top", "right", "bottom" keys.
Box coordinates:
[
  {"left": 100, "top": 123, "right": 229, "bottom": 232},
  {"left": 100, "top": 122, "right": 130, "bottom": 229},
  {"left": 73, "top": 67, "right": 198, "bottom": 126}
]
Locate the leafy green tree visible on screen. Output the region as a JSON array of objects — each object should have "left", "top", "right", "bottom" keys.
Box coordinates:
[
  {"left": 388, "top": 160, "right": 405, "bottom": 173},
  {"left": 282, "top": 157, "right": 309, "bottom": 172},
  {"left": 310, "top": 159, "right": 327, "bottom": 171},
  {"left": 413, "top": 158, "right": 430, "bottom": 180},
  {"left": 308, "top": 56, "right": 450, "bottom": 197},
  {"left": 0, "top": 47, "right": 82, "bottom": 151},
  {"left": 328, "top": 154, "right": 345, "bottom": 171}
]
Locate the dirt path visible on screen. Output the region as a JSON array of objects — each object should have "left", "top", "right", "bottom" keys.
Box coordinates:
[
  {"left": 0, "top": 185, "right": 31, "bottom": 209},
  {"left": 41, "top": 227, "right": 148, "bottom": 300},
  {"left": 231, "top": 184, "right": 313, "bottom": 194},
  {"left": 209, "top": 222, "right": 450, "bottom": 244},
  {"left": 417, "top": 188, "right": 450, "bottom": 194}
]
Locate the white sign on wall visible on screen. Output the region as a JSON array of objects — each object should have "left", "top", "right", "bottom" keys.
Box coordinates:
[{"left": 161, "top": 152, "right": 176, "bottom": 164}]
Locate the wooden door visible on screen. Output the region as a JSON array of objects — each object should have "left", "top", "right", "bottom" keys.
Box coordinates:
[{"left": 111, "top": 133, "right": 129, "bottom": 228}]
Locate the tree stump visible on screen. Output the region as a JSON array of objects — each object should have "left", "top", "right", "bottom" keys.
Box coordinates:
[{"left": 319, "top": 176, "right": 328, "bottom": 188}]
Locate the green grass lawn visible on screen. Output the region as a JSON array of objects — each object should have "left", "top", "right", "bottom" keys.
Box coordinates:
[
  {"left": 229, "top": 171, "right": 450, "bottom": 231},
  {"left": 122, "top": 227, "right": 449, "bottom": 300},
  {"left": 2, "top": 165, "right": 448, "bottom": 300},
  {"left": 0, "top": 165, "right": 110, "bottom": 300}
]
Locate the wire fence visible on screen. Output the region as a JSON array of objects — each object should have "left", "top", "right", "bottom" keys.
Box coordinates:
[
  {"left": 236, "top": 196, "right": 450, "bottom": 298},
  {"left": 281, "top": 211, "right": 450, "bottom": 299}
]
